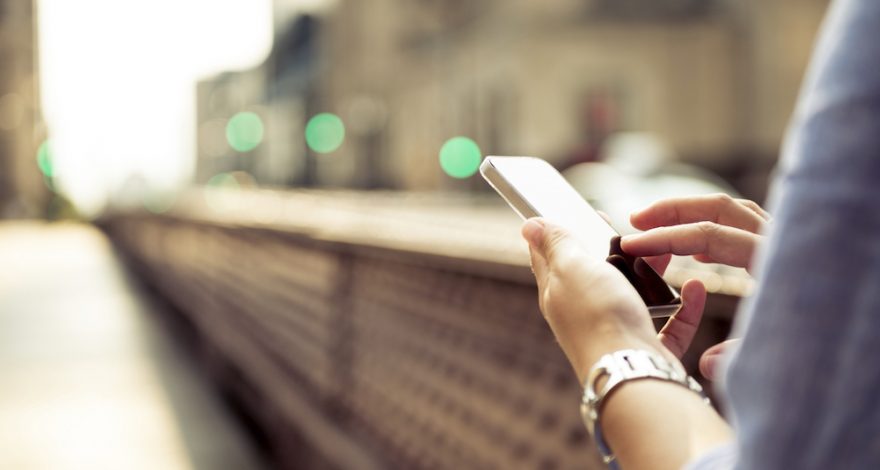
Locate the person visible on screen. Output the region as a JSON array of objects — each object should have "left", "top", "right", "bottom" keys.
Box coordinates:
[{"left": 520, "top": 0, "right": 880, "bottom": 468}]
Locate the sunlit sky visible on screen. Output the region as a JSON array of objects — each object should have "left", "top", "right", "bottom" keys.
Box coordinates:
[{"left": 38, "top": 0, "right": 278, "bottom": 216}]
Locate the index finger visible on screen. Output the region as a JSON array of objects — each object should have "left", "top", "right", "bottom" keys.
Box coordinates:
[
  {"left": 621, "top": 222, "right": 760, "bottom": 270},
  {"left": 630, "top": 194, "right": 767, "bottom": 234}
]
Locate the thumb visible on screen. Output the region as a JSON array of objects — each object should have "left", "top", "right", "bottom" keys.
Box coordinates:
[{"left": 522, "top": 218, "right": 582, "bottom": 267}]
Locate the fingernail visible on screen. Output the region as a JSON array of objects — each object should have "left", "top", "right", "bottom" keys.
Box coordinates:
[{"left": 522, "top": 218, "right": 545, "bottom": 247}]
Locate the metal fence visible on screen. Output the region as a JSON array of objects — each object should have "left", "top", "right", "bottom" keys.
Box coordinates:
[{"left": 102, "top": 190, "right": 739, "bottom": 470}]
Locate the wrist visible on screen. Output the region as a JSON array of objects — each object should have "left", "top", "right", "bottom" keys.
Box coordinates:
[
  {"left": 600, "top": 379, "right": 729, "bottom": 470},
  {"left": 564, "top": 321, "right": 671, "bottom": 384},
  {"left": 580, "top": 349, "right": 714, "bottom": 469}
]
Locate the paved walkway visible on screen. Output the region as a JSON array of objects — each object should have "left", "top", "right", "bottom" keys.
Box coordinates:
[{"left": 0, "top": 222, "right": 265, "bottom": 470}]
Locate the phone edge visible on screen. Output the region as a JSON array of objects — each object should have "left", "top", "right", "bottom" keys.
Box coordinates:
[{"left": 479, "top": 157, "right": 541, "bottom": 220}]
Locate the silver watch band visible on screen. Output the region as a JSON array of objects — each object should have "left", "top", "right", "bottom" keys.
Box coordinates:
[{"left": 579, "top": 349, "right": 709, "bottom": 466}]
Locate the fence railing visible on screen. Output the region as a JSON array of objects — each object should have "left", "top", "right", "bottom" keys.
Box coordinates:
[{"left": 102, "top": 189, "right": 742, "bottom": 470}]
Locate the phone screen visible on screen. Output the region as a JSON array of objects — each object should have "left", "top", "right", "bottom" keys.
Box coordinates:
[{"left": 481, "top": 156, "right": 680, "bottom": 315}]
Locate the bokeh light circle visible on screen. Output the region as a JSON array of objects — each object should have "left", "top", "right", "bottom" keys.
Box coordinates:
[
  {"left": 439, "top": 136, "right": 481, "bottom": 179},
  {"left": 36, "top": 139, "right": 54, "bottom": 177},
  {"left": 205, "top": 172, "right": 242, "bottom": 213},
  {"left": 305, "top": 113, "right": 345, "bottom": 154},
  {"left": 207, "top": 172, "right": 240, "bottom": 189},
  {"left": 226, "top": 112, "right": 264, "bottom": 152},
  {"left": 143, "top": 193, "right": 176, "bottom": 214}
]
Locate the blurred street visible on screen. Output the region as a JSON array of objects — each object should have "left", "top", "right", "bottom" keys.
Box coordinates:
[{"left": 0, "top": 222, "right": 265, "bottom": 470}]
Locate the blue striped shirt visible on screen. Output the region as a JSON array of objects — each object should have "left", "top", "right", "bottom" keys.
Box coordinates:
[{"left": 688, "top": 0, "right": 880, "bottom": 468}]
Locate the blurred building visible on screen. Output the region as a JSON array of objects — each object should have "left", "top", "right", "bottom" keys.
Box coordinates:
[
  {"left": 0, "top": 0, "right": 46, "bottom": 218},
  {"left": 196, "top": 14, "right": 322, "bottom": 187},
  {"left": 196, "top": 0, "right": 829, "bottom": 199}
]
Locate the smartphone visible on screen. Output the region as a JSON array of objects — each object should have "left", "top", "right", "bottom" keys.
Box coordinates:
[{"left": 480, "top": 156, "right": 681, "bottom": 317}]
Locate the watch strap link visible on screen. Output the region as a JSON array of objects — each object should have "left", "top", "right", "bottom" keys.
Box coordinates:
[{"left": 580, "top": 349, "right": 709, "bottom": 468}]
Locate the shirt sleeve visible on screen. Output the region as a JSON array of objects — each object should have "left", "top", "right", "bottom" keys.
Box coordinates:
[
  {"left": 684, "top": 443, "right": 737, "bottom": 470},
  {"left": 719, "top": 0, "right": 880, "bottom": 468}
]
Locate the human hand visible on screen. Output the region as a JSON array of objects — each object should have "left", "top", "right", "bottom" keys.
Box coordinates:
[
  {"left": 622, "top": 193, "right": 769, "bottom": 274},
  {"left": 622, "top": 194, "right": 769, "bottom": 379},
  {"left": 521, "top": 218, "right": 705, "bottom": 381},
  {"left": 640, "top": 253, "right": 709, "bottom": 360},
  {"left": 594, "top": 212, "right": 709, "bottom": 361},
  {"left": 523, "top": 217, "right": 734, "bottom": 469}
]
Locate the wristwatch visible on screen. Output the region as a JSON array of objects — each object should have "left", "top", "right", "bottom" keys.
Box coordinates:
[{"left": 580, "top": 349, "right": 709, "bottom": 468}]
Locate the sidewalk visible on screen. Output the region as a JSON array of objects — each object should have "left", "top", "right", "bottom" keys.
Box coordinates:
[{"left": 0, "top": 222, "right": 265, "bottom": 470}]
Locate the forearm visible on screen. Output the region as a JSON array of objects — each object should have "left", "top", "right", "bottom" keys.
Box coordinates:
[
  {"left": 601, "top": 380, "right": 732, "bottom": 470},
  {"left": 521, "top": 219, "right": 734, "bottom": 468},
  {"left": 570, "top": 330, "right": 733, "bottom": 470}
]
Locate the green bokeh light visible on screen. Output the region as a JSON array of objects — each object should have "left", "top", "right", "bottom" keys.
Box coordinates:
[
  {"left": 143, "top": 193, "right": 176, "bottom": 214},
  {"left": 42, "top": 174, "right": 56, "bottom": 192},
  {"left": 305, "top": 113, "right": 345, "bottom": 154},
  {"left": 36, "top": 139, "right": 53, "bottom": 177},
  {"left": 207, "top": 172, "right": 240, "bottom": 189},
  {"left": 226, "top": 112, "right": 264, "bottom": 152},
  {"left": 205, "top": 172, "right": 241, "bottom": 213},
  {"left": 439, "top": 136, "right": 481, "bottom": 179}
]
